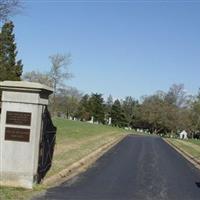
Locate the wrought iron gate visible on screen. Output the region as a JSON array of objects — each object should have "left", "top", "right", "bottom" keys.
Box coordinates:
[{"left": 37, "top": 106, "right": 57, "bottom": 183}]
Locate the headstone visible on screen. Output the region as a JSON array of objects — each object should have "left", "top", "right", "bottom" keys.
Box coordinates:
[
  {"left": 88, "top": 116, "right": 94, "bottom": 124},
  {"left": 0, "top": 81, "right": 53, "bottom": 189},
  {"left": 179, "top": 130, "right": 188, "bottom": 139},
  {"left": 108, "top": 117, "right": 112, "bottom": 125}
]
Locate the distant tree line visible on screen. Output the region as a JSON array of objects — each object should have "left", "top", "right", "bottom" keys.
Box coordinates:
[
  {"left": 25, "top": 82, "right": 198, "bottom": 137},
  {"left": 43, "top": 83, "right": 200, "bottom": 138}
]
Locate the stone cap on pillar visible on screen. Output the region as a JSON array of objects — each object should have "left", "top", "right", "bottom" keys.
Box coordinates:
[{"left": 0, "top": 81, "right": 53, "bottom": 105}]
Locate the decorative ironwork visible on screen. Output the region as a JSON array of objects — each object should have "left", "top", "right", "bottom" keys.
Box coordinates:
[{"left": 37, "top": 106, "right": 57, "bottom": 183}]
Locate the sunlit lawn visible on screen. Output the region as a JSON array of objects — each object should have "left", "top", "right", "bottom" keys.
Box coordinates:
[{"left": 166, "top": 138, "right": 200, "bottom": 161}]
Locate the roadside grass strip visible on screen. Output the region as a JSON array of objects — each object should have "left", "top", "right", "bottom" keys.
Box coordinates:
[
  {"left": 0, "top": 185, "right": 46, "bottom": 200},
  {"left": 48, "top": 118, "right": 127, "bottom": 177},
  {"left": 166, "top": 139, "right": 200, "bottom": 162}
]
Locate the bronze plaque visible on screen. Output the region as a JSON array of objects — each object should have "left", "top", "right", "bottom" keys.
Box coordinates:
[
  {"left": 6, "top": 111, "right": 31, "bottom": 126},
  {"left": 5, "top": 127, "right": 30, "bottom": 142}
]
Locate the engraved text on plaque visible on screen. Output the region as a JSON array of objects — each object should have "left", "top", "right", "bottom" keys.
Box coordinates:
[
  {"left": 5, "top": 127, "right": 30, "bottom": 142},
  {"left": 6, "top": 111, "right": 31, "bottom": 126}
]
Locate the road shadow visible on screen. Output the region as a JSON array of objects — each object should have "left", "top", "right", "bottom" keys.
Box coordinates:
[{"left": 195, "top": 182, "right": 200, "bottom": 188}]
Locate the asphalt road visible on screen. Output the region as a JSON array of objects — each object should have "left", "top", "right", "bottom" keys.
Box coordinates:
[{"left": 35, "top": 135, "right": 200, "bottom": 200}]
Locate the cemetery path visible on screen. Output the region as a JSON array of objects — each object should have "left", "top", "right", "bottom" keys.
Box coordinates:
[{"left": 34, "top": 135, "right": 200, "bottom": 200}]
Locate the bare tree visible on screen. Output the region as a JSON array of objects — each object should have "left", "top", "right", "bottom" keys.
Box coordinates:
[
  {"left": 0, "top": 0, "right": 22, "bottom": 22},
  {"left": 49, "top": 53, "right": 73, "bottom": 113},
  {"left": 165, "top": 84, "right": 190, "bottom": 108},
  {"left": 23, "top": 70, "right": 53, "bottom": 87},
  {"left": 56, "top": 87, "right": 83, "bottom": 118}
]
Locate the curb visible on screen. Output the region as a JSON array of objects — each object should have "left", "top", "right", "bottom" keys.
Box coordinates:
[
  {"left": 42, "top": 134, "right": 126, "bottom": 187},
  {"left": 164, "top": 138, "right": 200, "bottom": 170}
]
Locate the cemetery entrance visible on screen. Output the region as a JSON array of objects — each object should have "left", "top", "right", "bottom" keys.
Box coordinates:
[{"left": 37, "top": 106, "right": 57, "bottom": 182}]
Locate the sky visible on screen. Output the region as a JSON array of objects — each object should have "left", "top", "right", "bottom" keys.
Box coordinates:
[{"left": 11, "top": 0, "right": 200, "bottom": 100}]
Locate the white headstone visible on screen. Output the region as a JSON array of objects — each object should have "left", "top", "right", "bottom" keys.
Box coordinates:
[
  {"left": 88, "top": 116, "right": 94, "bottom": 124},
  {"left": 180, "top": 130, "right": 188, "bottom": 139},
  {"left": 108, "top": 117, "right": 112, "bottom": 125}
]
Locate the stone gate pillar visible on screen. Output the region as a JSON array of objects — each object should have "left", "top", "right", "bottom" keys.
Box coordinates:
[{"left": 0, "top": 81, "right": 53, "bottom": 189}]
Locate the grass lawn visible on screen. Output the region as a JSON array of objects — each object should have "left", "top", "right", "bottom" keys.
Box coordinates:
[
  {"left": 187, "top": 139, "right": 200, "bottom": 146},
  {"left": 0, "top": 118, "right": 128, "bottom": 200},
  {"left": 48, "top": 118, "right": 128, "bottom": 177},
  {"left": 165, "top": 138, "right": 200, "bottom": 161}
]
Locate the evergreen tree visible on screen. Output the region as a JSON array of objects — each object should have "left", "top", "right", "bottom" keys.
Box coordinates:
[
  {"left": 197, "top": 88, "right": 200, "bottom": 101},
  {"left": 191, "top": 92, "right": 200, "bottom": 133},
  {"left": 111, "top": 99, "right": 127, "bottom": 127},
  {"left": 76, "top": 94, "right": 90, "bottom": 121},
  {"left": 88, "top": 93, "right": 105, "bottom": 123},
  {"left": 105, "top": 94, "right": 113, "bottom": 122},
  {"left": 122, "top": 96, "right": 138, "bottom": 127},
  {"left": 0, "top": 21, "right": 23, "bottom": 81}
]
